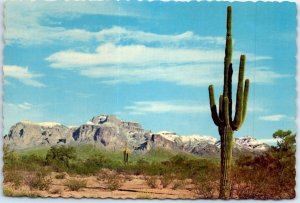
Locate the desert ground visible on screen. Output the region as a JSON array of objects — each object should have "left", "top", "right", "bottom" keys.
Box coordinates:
[{"left": 4, "top": 170, "right": 208, "bottom": 199}]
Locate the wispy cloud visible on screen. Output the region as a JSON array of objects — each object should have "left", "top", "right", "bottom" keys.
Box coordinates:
[
  {"left": 95, "top": 26, "right": 226, "bottom": 47},
  {"left": 247, "top": 67, "right": 291, "bottom": 84},
  {"left": 3, "top": 65, "right": 45, "bottom": 87},
  {"left": 259, "top": 114, "right": 292, "bottom": 121},
  {"left": 80, "top": 64, "right": 221, "bottom": 86},
  {"left": 46, "top": 43, "right": 225, "bottom": 68},
  {"left": 5, "top": 1, "right": 137, "bottom": 45},
  {"left": 46, "top": 43, "right": 268, "bottom": 68},
  {"left": 45, "top": 42, "right": 280, "bottom": 86},
  {"left": 17, "top": 102, "right": 32, "bottom": 110},
  {"left": 124, "top": 101, "right": 209, "bottom": 115}
]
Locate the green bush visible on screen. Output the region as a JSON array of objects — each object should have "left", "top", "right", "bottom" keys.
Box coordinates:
[
  {"left": 70, "top": 152, "right": 107, "bottom": 175},
  {"left": 3, "top": 145, "right": 19, "bottom": 170},
  {"left": 45, "top": 145, "right": 76, "bottom": 171}
]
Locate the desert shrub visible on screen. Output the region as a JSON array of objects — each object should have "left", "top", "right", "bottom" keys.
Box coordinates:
[
  {"left": 3, "top": 186, "right": 16, "bottom": 197},
  {"left": 106, "top": 178, "right": 122, "bottom": 191},
  {"left": 26, "top": 171, "right": 52, "bottom": 190},
  {"left": 103, "top": 172, "right": 123, "bottom": 191},
  {"left": 97, "top": 169, "right": 109, "bottom": 181},
  {"left": 3, "top": 170, "right": 23, "bottom": 189},
  {"left": 18, "top": 154, "right": 46, "bottom": 171},
  {"left": 193, "top": 173, "right": 216, "bottom": 198},
  {"left": 160, "top": 154, "right": 218, "bottom": 180},
  {"left": 232, "top": 130, "right": 296, "bottom": 199},
  {"left": 45, "top": 145, "right": 76, "bottom": 171},
  {"left": 55, "top": 173, "right": 65, "bottom": 179},
  {"left": 3, "top": 186, "right": 40, "bottom": 197},
  {"left": 124, "top": 174, "right": 133, "bottom": 181},
  {"left": 131, "top": 158, "right": 150, "bottom": 175},
  {"left": 70, "top": 152, "right": 107, "bottom": 175},
  {"left": 65, "top": 179, "right": 87, "bottom": 191},
  {"left": 145, "top": 176, "right": 158, "bottom": 188},
  {"left": 160, "top": 173, "right": 175, "bottom": 188},
  {"left": 3, "top": 145, "right": 20, "bottom": 170},
  {"left": 172, "top": 179, "right": 185, "bottom": 190},
  {"left": 85, "top": 152, "right": 107, "bottom": 167}
]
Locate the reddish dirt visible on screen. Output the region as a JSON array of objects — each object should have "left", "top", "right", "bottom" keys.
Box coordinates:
[{"left": 4, "top": 172, "right": 201, "bottom": 199}]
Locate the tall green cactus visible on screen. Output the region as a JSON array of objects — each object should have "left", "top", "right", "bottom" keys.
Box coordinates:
[
  {"left": 123, "top": 142, "right": 129, "bottom": 165},
  {"left": 208, "top": 6, "right": 250, "bottom": 199}
]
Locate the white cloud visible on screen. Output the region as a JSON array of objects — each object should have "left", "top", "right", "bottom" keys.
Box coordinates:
[
  {"left": 6, "top": 1, "right": 284, "bottom": 87},
  {"left": 80, "top": 64, "right": 222, "bottom": 86},
  {"left": 5, "top": 1, "right": 136, "bottom": 45},
  {"left": 95, "top": 26, "right": 226, "bottom": 46},
  {"left": 45, "top": 43, "right": 281, "bottom": 86},
  {"left": 17, "top": 102, "right": 32, "bottom": 110},
  {"left": 3, "top": 0, "right": 227, "bottom": 47},
  {"left": 46, "top": 43, "right": 225, "bottom": 68},
  {"left": 125, "top": 101, "right": 209, "bottom": 114},
  {"left": 47, "top": 43, "right": 269, "bottom": 68},
  {"left": 247, "top": 67, "right": 291, "bottom": 84},
  {"left": 259, "top": 114, "right": 289, "bottom": 121},
  {"left": 3, "top": 65, "right": 45, "bottom": 87}
]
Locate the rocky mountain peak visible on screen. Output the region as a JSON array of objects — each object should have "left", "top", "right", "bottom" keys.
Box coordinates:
[
  {"left": 4, "top": 115, "right": 269, "bottom": 156},
  {"left": 90, "top": 115, "right": 119, "bottom": 125},
  {"left": 235, "top": 136, "right": 269, "bottom": 151}
]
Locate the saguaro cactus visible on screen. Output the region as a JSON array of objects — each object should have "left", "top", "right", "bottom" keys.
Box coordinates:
[
  {"left": 208, "top": 6, "right": 250, "bottom": 199},
  {"left": 123, "top": 142, "right": 129, "bottom": 165}
]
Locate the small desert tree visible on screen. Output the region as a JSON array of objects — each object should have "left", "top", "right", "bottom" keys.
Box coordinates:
[{"left": 46, "top": 145, "right": 76, "bottom": 170}]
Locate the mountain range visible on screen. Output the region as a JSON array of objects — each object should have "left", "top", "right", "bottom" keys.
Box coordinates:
[{"left": 4, "top": 114, "right": 269, "bottom": 156}]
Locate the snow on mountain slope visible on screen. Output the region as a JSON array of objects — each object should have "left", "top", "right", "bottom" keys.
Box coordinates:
[{"left": 157, "top": 131, "right": 217, "bottom": 144}]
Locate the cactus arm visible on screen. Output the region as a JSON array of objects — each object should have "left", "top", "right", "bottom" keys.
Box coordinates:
[
  {"left": 228, "top": 63, "right": 233, "bottom": 122},
  {"left": 219, "top": 95, "right": 224, "bottom": 120},
  {"left": 209, "top": 85, "right": 222, "bottom": 126},
  {"left": 223, "top": 97, "right": 230, "bottom": 126},
  {"left": 241, "top": 79, "right": 250, "bottom": 124},
  {"left": 232, "top": 55, "right": 246, "bottom": 129},
  {"left": 223, "top": 6, "right": 232, "bottom": 98}
]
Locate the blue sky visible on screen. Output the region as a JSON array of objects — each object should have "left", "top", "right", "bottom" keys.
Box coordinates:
[{"left": 3, "top": 1, "right": 296, "bottom": 144}]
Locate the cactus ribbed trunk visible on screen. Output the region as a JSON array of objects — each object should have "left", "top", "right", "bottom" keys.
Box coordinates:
[
  {"left": 208, "top": 6, "right": 250, "bottom": 199},
  {"left": 123, "top": 142, "right": 129, "bottom": 165},
  {"left": 219, "top": 127, "right": 233, "bottom": 198},
  {"left": 123, "top": 151, "right": 129, "bottom": 165}
]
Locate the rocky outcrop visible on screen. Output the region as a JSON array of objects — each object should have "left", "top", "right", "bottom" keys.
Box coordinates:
[
  {"left": 4, "top": 115, "right": 269, "bottom": 156},
  {"left": 4, "top": 121, "right": 74, "bottom": 149}
]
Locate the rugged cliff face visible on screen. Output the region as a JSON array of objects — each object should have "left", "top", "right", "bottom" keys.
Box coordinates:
[
  {"left": 4, "top": 121, "right": 74, "bottom": 149},
  {"left": 4, "top": 114, "right": 269, "bottom": 156},
  {"left": 4, "top": 115, "right": 147, "bottom": 150}
]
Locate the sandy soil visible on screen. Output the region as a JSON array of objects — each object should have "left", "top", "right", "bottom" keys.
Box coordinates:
[{"left": 4, "top": 171, "right": 203, "bottom": 199}]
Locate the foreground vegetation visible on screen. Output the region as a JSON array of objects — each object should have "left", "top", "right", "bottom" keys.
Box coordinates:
[{"left": 3, "top": 130, "right": 295, "bottom": 199}]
